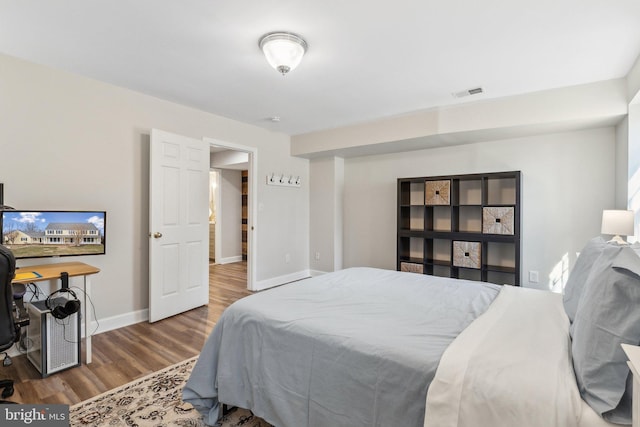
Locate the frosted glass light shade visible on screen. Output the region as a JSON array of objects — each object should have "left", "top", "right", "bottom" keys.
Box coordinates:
[
  {"left": 601, "top": 209, "right": 634, "bottom": 243},
  {"left": 259, "top": 32, "right": 307, "bottom": 75}
]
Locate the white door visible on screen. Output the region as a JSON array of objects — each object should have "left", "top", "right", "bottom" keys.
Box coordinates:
[{"left": 149, "top": 129, "right": 210, "bottom": 322}]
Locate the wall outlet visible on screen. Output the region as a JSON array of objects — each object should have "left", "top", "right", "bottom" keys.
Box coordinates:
[
  {"left": 529, "top": 270, "right": 539, "bottom": 283},
  {"left": 315, "top": 252, "right": 320, "bottom": 261},
  {"left": 285, "top": 253, "right": 291, "bottom": 264}
]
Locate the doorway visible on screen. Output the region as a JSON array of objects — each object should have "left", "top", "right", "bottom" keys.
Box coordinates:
[{"left": 206, "top": 138, "right": 257, "bottom": 291}]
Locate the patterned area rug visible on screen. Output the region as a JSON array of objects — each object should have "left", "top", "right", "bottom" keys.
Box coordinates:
[{"left": 70, "top": 356, "right": 272, "bottom": 426}]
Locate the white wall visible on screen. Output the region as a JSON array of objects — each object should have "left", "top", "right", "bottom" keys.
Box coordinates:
[
  {"left": 211, "top": 151, "right": 249, "bottom": 170},
  {"left": 256, "top": 139, "right": 310, "bottom": 288},
  {"left": 219, "top": 169, "right": 242, "bottom": 262},
  {"left": 0, "top": 53, "right": 309, "bottom": 331},
  {"left": 627, "top": 54, "right": 640, "bottom": 102},
  {"left": 341, "top": 127, "right": 616, "bottom": 290},
  {"left": 627, "top": 53, "right": 640, "bottom": 239},
  {"left": 616, "top": 117, "right": 629, "bottom": 209},
  {"left": 309, "top": 157, "right": 344, "bottom": 274}
]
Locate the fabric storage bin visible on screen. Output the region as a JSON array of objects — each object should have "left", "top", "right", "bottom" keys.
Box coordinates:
[
  {"left": 425, "top": 180, "right": 451, "bottom": 206},
  {"left": 400, "top": 262, "right": 424, "bottom": 274},
  {"left": 453, "top": 241, "right": 481, "bottom": 269},
  {"left": 482, "top": 207, "right": 515, "bottom": 235}
]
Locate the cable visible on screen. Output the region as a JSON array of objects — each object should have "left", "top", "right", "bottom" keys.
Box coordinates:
[
  {"left": 69, "top": 285, "right": 100, "bottom": 337},
  {"left": 26, "top": 282, "right": 44, "bottom": 302},
  {"left": 18, "top": 334, "right": 32, "bottom": 353}
]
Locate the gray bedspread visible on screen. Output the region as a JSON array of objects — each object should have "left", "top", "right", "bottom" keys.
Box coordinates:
[{"left": 183, "top": 267, "right": 501, "bottom": 427}]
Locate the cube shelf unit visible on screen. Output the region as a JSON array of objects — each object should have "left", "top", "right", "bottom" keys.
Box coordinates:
[{"left": 397, "top": 171, "right": 521, "bottom": 286}]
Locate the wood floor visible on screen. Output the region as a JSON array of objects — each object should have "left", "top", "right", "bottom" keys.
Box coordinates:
[{"left": 3, "top": 261, "right": 252, "bottom": 405}]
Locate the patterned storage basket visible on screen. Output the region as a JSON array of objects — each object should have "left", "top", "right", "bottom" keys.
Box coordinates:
[
  {"left": 400, "top": 262, "right": 423, "bottom": 274},
  {"left": 482, "top": 207, "right": 514, "bottom": 235},
  {"left": 425, "top": 180, "right": 451, "bottom": 205},
  {"left": 453, "top": 241, "right": 481, "bottom": 269}
]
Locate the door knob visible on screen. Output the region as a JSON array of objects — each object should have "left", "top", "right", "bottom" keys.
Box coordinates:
[{"left": 153, "top": 232, "right": 163, "bottom": 238}]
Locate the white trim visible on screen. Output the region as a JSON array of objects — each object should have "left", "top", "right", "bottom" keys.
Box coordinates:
[
  {"left": 89, "top": 308, "right": 149, "bottom": 335},
  {"left": 309, "top": 269, "right": 330, "bottom": 277},
  {"left": 218, "top": 255, "right": 243, "bottom": 265},
  {"left": 7, "top": 344, "right": 24, "bottom": 359},
  {"left": 211, "top": 168, "right": 222, "bottom": 265},
  {"left": 254, "top": 270, "right": 311, "bottom": 291}
]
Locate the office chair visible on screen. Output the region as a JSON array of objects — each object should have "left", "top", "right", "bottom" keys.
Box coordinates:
[{"left": 0, "top": 244, "right": 18, "bottom": 399}]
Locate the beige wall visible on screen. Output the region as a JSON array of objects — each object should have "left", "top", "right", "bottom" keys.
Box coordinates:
[
  {"left": 301, "top": 70, "right": 632, "bottom": 288},
  {"left": 340, "top": 127, "right": 616, "bottom": 290},
  {"left": 0, "top": 53, "right": 309, "bottom": 332},
  {"left": 309, "top": 156, "right": 344, "bottom": 274},
  {"left": 292, "top": 79, "right": 627, "bottom": 158}
]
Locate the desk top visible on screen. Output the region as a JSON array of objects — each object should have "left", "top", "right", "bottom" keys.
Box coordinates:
[{"left": 12, "top": 261, "right": 100, "bottom": 284}]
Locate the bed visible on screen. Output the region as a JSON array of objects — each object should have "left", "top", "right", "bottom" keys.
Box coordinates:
[{"left": 183, "top": 239, "right": 640, "bottom": 427}]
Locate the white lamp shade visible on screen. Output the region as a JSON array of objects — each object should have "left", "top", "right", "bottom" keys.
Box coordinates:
[
  {"left": 259, "top": 32, "right": 307, "bottom": 75},
  {"left": 601, "top": 210, "right": 634, "bottom": 237}
]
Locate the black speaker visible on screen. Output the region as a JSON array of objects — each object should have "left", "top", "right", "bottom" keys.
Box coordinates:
[{"left": 45, "top": 288, "right": 80, "bottom": 320}]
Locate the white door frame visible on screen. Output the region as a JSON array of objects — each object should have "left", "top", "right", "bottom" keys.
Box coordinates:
[
  {"left": 210, "top": 168, "right": 222, "bottom": 265},
  {"left": 205, "top": 137, "right": 258, "bottom": 291}
]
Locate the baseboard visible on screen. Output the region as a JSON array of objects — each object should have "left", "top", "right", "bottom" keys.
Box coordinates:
[
  {"left": 218, "top": 256, "right": 243, "bottom": 265},
  {"left": 88, "top": 308, "right": 149, "bottom": 336},
  {"left": 254, "top": 270, "right": 311, "bottom": 291},
  {"left": 6, "top": 344, "right": 25, "bottom": 359},
  {"left": 309, "top": 269, "right": 329, "bottom": 277}
]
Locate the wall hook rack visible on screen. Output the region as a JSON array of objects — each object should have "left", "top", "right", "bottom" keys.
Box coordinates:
[{"left": 266, "top": 173, "right": 301, "bottom": 188}]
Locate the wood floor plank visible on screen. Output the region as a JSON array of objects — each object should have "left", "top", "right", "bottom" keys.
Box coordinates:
[{"left": 2, "top": 261, "right": 251, "bottom": 405}]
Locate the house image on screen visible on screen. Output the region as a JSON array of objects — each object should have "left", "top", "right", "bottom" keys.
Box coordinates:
[
  {"left": 44, "top": 223, "right": 101, "bottom": 245},
  {"left": 5, "top": 222, "right": 101, "bottom": 245}
]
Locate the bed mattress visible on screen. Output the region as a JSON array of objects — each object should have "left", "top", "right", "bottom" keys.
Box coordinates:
[{"left": 183, "top": 267, "right": 501, "bottom": 427}]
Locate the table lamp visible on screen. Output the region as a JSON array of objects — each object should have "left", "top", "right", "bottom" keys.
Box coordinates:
[{"left": 601, "top": 209, "right": 634, "bottom": 244}]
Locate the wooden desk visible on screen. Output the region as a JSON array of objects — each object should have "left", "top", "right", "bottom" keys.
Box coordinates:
[{"left": 13, "top": 261, "right": 100, "bottom": 364}]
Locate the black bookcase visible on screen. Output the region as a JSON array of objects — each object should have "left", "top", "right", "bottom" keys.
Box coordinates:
[{"left": 397, "top": 171, "right": 521, "bottom": 286}]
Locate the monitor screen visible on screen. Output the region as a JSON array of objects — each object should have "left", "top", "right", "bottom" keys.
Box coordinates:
[{"left": 1, "top": 210, "right": 106, "bottom": 259}]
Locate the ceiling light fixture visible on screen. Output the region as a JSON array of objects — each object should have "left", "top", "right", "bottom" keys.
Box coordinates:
[{"left": 259, "top": 32, "right": 308, "bottom": 75}]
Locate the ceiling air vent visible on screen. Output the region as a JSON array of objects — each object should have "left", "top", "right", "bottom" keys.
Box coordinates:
[{"left": 452, "top": 87, "right": 484, "bottom": 98}]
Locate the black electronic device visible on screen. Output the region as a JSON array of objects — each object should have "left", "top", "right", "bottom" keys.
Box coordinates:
[
  {"left": 60, "top": 271, "right": 69, "bottom": 289},
  {"left": 0, "top": 210, "right": 106, "bottom": 260},
  {"left": 45, "top": 288, "right": 80, "bottom": 320}
]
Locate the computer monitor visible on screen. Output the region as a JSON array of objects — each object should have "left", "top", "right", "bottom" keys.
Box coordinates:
[{"left": 1, "top": 210, "right": 106, "bottom": 259}]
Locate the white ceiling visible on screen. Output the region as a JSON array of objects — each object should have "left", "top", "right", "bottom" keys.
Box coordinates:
[{"left": 0, "top": 0, "right": 639, "bottom": 136}]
